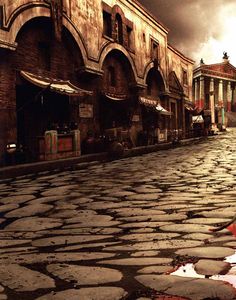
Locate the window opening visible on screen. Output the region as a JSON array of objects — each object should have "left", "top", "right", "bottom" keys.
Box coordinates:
[
  {"left": 103, "top": 11, "right": 112, "bottom": 37},
  {"left": 115, "top": 14, "right": 123, "bottom": 44},
  {"left": 127, "top": 26, "right": 133, "bottom": 49},
  {"left": 183, "top": 69, "right": 188, "bottom": 85}
]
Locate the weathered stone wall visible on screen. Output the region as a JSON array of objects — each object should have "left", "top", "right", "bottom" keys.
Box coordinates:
[
  {"left": 167, "top": 45, "right": 194, "bottom": 100},
  {"left": 0, "top": 0, "right": 194, "bottom": 164},
  {"left": 0, "top": 0, "right": 194, "bottom": 89},
  {"left": 0, "top": 16, "right": 94, "bottom": 162}
]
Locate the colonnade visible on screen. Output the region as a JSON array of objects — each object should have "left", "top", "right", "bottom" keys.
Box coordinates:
[{"left": 194, "top": 76, "right": 235, "bottom": 126}]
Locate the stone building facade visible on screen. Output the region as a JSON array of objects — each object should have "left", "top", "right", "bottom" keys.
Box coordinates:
[
  {"left": 193, "top": 53, "right": 236, "bottom": 129},
  {"left": 0, "top": 0, "right": 194, "bottom": 165}
]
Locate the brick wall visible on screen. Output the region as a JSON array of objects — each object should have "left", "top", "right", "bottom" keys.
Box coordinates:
[
  {"left": 102, "top": 51, "right": 135, "bottom": 95},
  {"left": 0, "top": 17, "right": 90, "bottom": 165}
]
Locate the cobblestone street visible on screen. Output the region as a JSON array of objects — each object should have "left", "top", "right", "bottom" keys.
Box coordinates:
[{"left": 0, "top": 130, "right": 236, "bottom": 300}]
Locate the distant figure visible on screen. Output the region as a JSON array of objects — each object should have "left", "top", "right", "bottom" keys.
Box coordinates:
[
  {"left": 200, "top": 58, "right": 204, "bottom": 64},
  {"left": 223, "top": 52, "right": 229, "bottom": 59}
]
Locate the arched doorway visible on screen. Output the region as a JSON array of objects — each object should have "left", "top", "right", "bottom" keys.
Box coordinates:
[
  {"left": 14, "top": 17, "right": 86, "bottom": 161},
  {"left": 99, "top": 49, "right": 136, "bottom": 145},
  {"left": 140, "top": 68, "right": 169, "bottom": 145}
]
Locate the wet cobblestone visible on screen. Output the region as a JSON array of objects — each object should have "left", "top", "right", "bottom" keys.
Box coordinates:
[{"left": 0, "top": 130, "right": 236, "bottom": 299}]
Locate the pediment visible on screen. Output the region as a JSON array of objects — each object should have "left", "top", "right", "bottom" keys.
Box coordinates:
[
  {"left": 203, "top": 62, "right": 236, "bottom": 77},
  {"left": 168, "top": 71, "right": 183, "bottom": 93}
]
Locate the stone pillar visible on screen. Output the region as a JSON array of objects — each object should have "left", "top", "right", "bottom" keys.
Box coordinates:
[
  {"left": 44, "top": 130, "right": 58, "bottom": 160},
  {"left": 218, "top": 80, "right": 223, "bottom": 107},
  {"left": 72, "top": 129, "right": 81, "bottom": 156},
  {"left": 227, "top": 81, "right": 232, "bottom": 112},
  {"left": 199, "top": 76, "right": 204, "bottom": 109},
  {"left": 232, "top": 87, "right": 236, "bottom": 111},
  {"left": 218, "top": 79, "right": 224, "bottom": 126},
  {"left": 209, "top": 78, "right": 215, "bottom": 124},
  {"left": 194, "top": 79, "right": 198, "bottom": 107}
]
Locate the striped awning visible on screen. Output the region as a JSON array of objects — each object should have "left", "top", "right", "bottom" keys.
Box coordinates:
[
  {"left": 139, "top": 96, "right": 171, "bottom": 116},
  {"left": 139, "top": 96, "right": 158, "bottom": 107},
  {"left": 192, "top": 115, "right": 204, "bottom": 123},
  {"left": 104, "top": 92, "right": 127, "bottom": 101},
  {"left": 156, "top": 103, "right": 172, "bottom": 116},
  {"left": 20, "top": 71, "right": 93, "bottom": 97}
]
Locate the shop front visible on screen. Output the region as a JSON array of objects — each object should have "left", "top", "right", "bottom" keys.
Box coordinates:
[
  {"left": 17, "top": 71, "right": 92, "bottom": 161},
  {"left": 2, "top": 16, "right": 93, "bottom": 164},
  {"left": 138, "top": 68, "right": 170, "bottom": 145},
  {"left": 97, "top": 92, "right": 134, "bottom": 152},
  {"left": 139, "top": 96, "right": 171, "bottom": 145},
  {"left": 192, "top": 114, "right": 204, "bottom": 137},
  {"left": 96, "top": 49, "right": 137, "bottom": 152},
  {"left": 184, "top": 102, "right": 195, "bottom": 138}
]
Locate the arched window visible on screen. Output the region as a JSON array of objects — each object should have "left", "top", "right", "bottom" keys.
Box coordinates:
[
  {"left": 108, "top": 66, "right": 116, "bottom": 87},
  {"left": 115, "top": 14, "right": 123, "bottom": 44}
]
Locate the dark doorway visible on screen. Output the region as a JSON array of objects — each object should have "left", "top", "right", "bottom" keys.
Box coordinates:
[
  {"left": 16, "top": 84, "right": 70, "bottom": 161},
  {"left": 99, "top": 96, "right": 130, "bottom": 130}
]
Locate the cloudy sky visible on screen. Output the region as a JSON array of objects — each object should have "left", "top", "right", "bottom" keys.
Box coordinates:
[{"left": 138, "top": 0, "right": 236, "bottom": 66}]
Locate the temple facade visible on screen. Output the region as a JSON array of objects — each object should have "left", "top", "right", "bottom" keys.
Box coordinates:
[
  {"left": 0, "top": 0, "right": 194, "bottom": 165},
  {"left": 193, "top": 53, "right": 236, "bottom": 129}
]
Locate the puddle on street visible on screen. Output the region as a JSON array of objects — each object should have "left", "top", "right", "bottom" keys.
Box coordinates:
[
  {"left": 171, "top": 263, "right": 205, "bottom": 279},
  {"left": 225, "top": 251, "right": 236, "bottom": 264},
  {"left": 170, "top": 251, "right": 236, "bottom": 288}
]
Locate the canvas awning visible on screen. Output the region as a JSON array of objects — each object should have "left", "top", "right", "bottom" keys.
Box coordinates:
[
  {"left": 156, "top": 103, "right": 172, "bottom": 116},
  {"left": 139, "top": 97, "right": 171, "bottom": 116},
  {"left": 192, "top": 115, "right": 204, "bottom": 123},
  {"left": 104, "top": 92, "right": 127, "bottom": 101},
  {"left": 185, "top": 104, "right": 195, "bottom": 111},
  {"left": 139, "top": 96, "right": 158, "bottom": 107},
  {"left": 20, "top": 71, "right": 93, "bottom": 97}
]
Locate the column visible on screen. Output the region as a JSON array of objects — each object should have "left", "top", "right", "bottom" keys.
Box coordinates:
[
  {"left": 209, "top": 78, "right": 215, "bottom": 124},
  {"left": 227, "top": 81, "right": 232, "bottom": 112},
  {"left": 218, "top": 79, "right": 223, "bottom": 107},
  {"left": 194, "top": 79, "right": 198, "bottom": 107},
  {"left": 232, "top": 87, "right": 236, "bottom": 111},
  {"left": 218, "top": 79, "right": 224, "bottom": 126},
  {"left": 199, "top": 76, "right": 204, "bottom": 109}
]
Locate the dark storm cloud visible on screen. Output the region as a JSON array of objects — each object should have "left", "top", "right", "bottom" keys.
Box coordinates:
[{"left": 138, "top": 0, "right": 236, "bottom": 61}]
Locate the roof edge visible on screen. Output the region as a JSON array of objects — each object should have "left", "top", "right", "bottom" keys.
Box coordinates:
[
  {"left": 126, "top": 0, "right": 169, "bottom": 34},
  {"left": 168, "top": 44, "right": 195, "bottom": 64}
]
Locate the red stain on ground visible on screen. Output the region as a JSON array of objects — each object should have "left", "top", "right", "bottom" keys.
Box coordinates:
[
  {"left": 155, "top": 297, "right": 189, "bottom": 300},
  {"left": 227, "top": 224, "right": 236, "bottom": 237}
]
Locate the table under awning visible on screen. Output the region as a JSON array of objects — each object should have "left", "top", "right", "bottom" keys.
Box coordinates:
[
  {"left": 20, "top": 70, "right": 93, "bottom": 97},
  {"left": 139, "top": 96, "right": 171, "bottom": 116}
]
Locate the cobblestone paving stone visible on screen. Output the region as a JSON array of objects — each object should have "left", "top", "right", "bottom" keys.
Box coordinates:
[{"left": 1, "top": 130, "right": 236, "bottom": 299}]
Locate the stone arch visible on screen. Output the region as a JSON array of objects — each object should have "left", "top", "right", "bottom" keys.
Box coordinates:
[
  {"left": 112, "top": 5, "right": 126, "bottom": 22},
  {"left": 99, "top": 43, "right": 138, "bottom": 84},
  {"left": 143, "top": 61, "right": 168, "bottom": 91},
  {"left": 98, "top": 47, "right": 138, "bottom": 131},
  {"left": 6, "top": 4, "right": 88, "bottom": 65},
  {"left": 13, "top": 16, "right": 88, "bottom": 161},
  {"left": 145, "top": 67, "right": 166, "bottom": 96}
]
